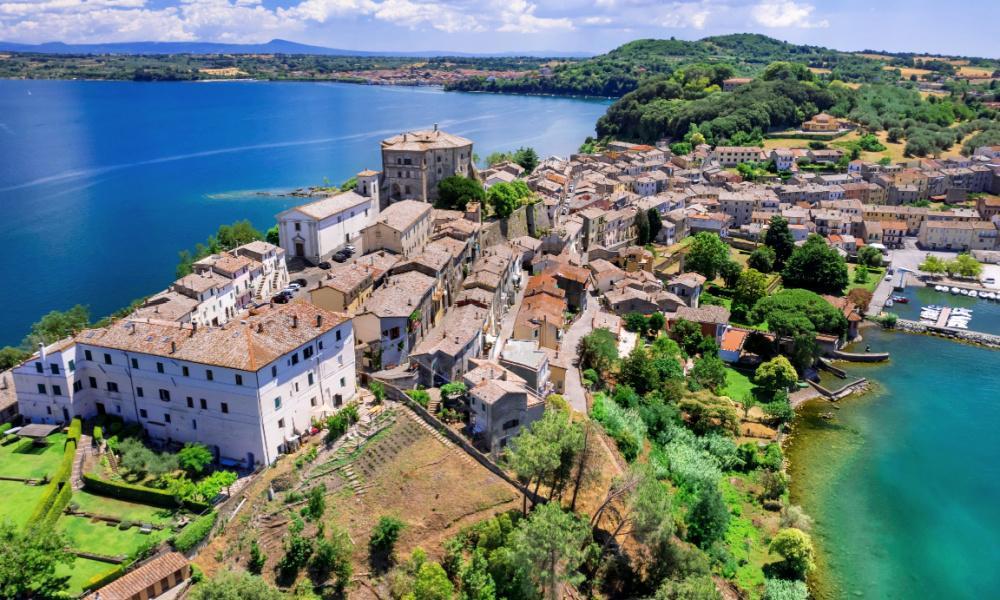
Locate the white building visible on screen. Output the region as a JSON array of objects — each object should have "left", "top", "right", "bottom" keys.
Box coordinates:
[
  {"left": 276, "top": 170, "right": 380, "bottom": 264},
  {"left": 13, "top": 303, "right": 356, "bottom": 467}
]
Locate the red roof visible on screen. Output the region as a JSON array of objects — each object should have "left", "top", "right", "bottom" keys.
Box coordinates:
[{"left": 720, "top": 328, "right": 749, "bottom": 353}]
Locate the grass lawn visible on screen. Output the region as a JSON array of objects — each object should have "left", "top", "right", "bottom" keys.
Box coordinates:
[
  {"left": 721, "top": 367, "right": 759, "bottom": 402},
  {"left": 0, "top": 480, "right": 46, "bottom": 528},
  {"left": 57, "top": 556, "right": 117, "bottom": 596},
  {"left": 58, "top": 514, "right": 169, "bottom": 558},
  {"left": 848, "top": 265, "right": 885, "bottom": 293},
  {"left": 0, "top": 433, "right": 67, "bottom": 479},
  {"left": 72, "top": 490, "right": 176, "bottom": 525}
]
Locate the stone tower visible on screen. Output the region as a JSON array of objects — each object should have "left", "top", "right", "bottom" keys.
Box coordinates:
[{"left": 356, "top": 169, "right": 381, "bottom": 214}]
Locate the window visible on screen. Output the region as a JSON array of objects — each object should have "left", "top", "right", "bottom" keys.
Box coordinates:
[
  {"left": 200, "top": 398, "right": 207, "bottom": 410},
  {"left": 164, "top": 413, "right": 171, "bottom": 423},
  {"left": 139, "top": 409, "right": 148, "bottom": 418},
  {"left": 89, "top": 377, "right": 97, "bottom": 389},
  {"left": 206, "top": 369, "right": 213, "bottom": 381},
  {"left": 502, "top": 419, "right": 520, "bottom": 430},
  {"left": 73, "top": 381, "right": 82, "bottom": 392},
  {"left": 85, "top": 350, "right": 92, "bottom": 361},
  {"left": 159, "top": 389, "right": 170, "bottom": 401},
  {"left": 156, "top": 362, "right": 164, "bottom": 373},
  {"left": 310, "top": 397, "right": 317, "bottom": 407},
  {"left": 129, "top": 358, "right": 138, "bottom": 369},
  {"left": 294, "top": 382, "right": 299, "bottom": 393},
  {"left": 182, "top": 366, "right": 189, "bottom": 377},
  {"left": 278, "top": 418, "right": 285, "bottom": 429},
  {"left": 104, "top": 353, "right": 112, "bottom": 365},
  {"left": 192, "top": 419, "right": 197, "bottom": 430},
  {"left": 303, "top": 346, "right": 313, "bottom": 360},
  {"left": 68, "top": 360, "right": 75, "bottom": 372},
  {"left": 187, "top": 397, "right": 194, "bottom": 408},
  {"left": 47, "top": 406, "right": 51, "bottom": 415},
  {"left": 34, "top": 362, "right": 42, "bottom": 374},
  {"left": 53, "top": 385, "right": 62, "bottom": 396},
  {"left": 50, "top": 363, "right": 59, "bottom": 375},
  {"left": 307, "top": 373, "right": 314, "bottom": 386},
  {"left": 318, "top": 340, "right": 324, "bottom": 350},
  {"left": 340, "top": 377, "right": 346, "bottom": 387},
  {"left": 291, "top": 353, "right": 299, "bottom": 366},
  {"left": 221, "top": 402, "right": 229, "bottom": 414},
  {"left": 295, "top": 222, "right": 301, "bottom": 231},
  {"left": 235, "top": 374, "right": 243, "bottom": 386},
  {"left": 37, "top": 383, "right": 46, "bottom": 394},
  {"left": 137, "top": 387, "right": 144, "bottom": 397},
  {"left": 335, "top": 329, "right": 342, "bottom": 341},
  {"left": 274, "top": 397, "right": 282, "bottom": 410},
  {"left": 107, "top": 381, "right": 119, "bottom": 393},
  {"left": 271, "top": 365, "right": 277, "bottom": 378}
]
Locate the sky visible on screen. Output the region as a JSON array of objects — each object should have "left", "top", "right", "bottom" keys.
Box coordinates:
[{"left": 0, "top": 0, "right": 996, "bottom": 58}]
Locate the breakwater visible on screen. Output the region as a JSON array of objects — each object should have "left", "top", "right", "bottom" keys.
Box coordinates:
[{"left": 894, "top": 319, "right": 1000, "bottom": 349}]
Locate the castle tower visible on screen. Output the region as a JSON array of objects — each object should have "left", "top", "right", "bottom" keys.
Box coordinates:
[{"left": 356, "top": 169, "right": 381, "bottom": 214}]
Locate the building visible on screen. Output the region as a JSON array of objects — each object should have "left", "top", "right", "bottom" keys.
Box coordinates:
[
  {"left": 712, "top": 146, "right": 766, "bottom": 167},
  {"left": 667, "top": 272, "right": 706, "bottom": 308},
  {"left": 668, "top": 305, "right": 731, "bottom": 345},
  {"left": 309, "top": 262, "right": 376, "bottom": 314},
  {"left": 801, "top": 112, "right": 844, "bottom": 132},
  {"left": 918, "top": 220, "right": 998, "bottom": 251},
  {"left": 276, "top": 171, "right": 380, "bottom": 264},
  {"left": 380, "top": 127, "right": 475, "bottom": 203},
  {"left": 722, "top": 77, "right": 753, "bottom": 92},
  {"left": 14, "top": 303, "right": 356, "bottom": 467},
  {"left": 361, "top": 200, "right": 433, "bottom": 257},
  {"left": 0, "top": 370, "right": 17, "bottom": 424},
  {"left": 410, "top": 304, "right": 488, "bottom": 387},
  {"left": 353, "top": 270, "right": 436, "bottom": 370},
  {"left": 84, "top": 552, "right": 189, "bottom": 600},
  {"left": 499, "top": 339, "right": 551, "bottom": 396},
  {"left": 463, "top": 361, "right": 544, "bottom": 456}
]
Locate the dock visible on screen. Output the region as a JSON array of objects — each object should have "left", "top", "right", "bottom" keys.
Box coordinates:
[{"left": 934, "top": 307, "right": 951, "bottom": 328}]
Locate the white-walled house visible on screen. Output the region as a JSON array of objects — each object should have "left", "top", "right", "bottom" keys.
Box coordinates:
[
  {"left": 13, "top": 303, "right": 356, "bottom": 468},
  {"left": 276, "top": 171, "right": 380, "bottom": 264}
]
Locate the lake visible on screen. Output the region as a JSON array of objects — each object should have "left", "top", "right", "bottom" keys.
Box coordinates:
[
  {"left": 787, "top": 327, "right": 1000, "bottom": 599},
  {"left": 889, "top": 284, "right": 1000, "bottom": 336},
  {"left": 0, "top": 80, "right": 609, "bottom": 346}
]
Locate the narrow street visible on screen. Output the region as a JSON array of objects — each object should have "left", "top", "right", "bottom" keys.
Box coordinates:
[
  {"left": 560, "top": 296, "right": 599, "bottom": 414},
  {"left": 489, "top": 269, "right": 529, "bottom": 360}
]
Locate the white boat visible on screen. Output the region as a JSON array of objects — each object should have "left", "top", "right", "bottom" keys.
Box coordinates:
[
  {"left": 951, "top": 287, "right": 960, "bottom": 294},
  {"left": 968, "top": 290, "right": 978, "bottom": 298},
  {"left": 960, "top": 289, "right": 969, "bottom": 295},
  {"left": 885, "top": 299, "right": 894, "bottom": 307},
  {"left": 952, "top": 308, "right": 972, "bottom": 316}
]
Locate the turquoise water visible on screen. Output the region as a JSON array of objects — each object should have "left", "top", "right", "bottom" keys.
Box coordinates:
[
  {"left": 889, "top": 285, "right": 1000, "bottom": 336},
  {"left": 788, "top": 328, "right": 1000, "bottom": 599},
  {"left": 0, "top": 80, "right": 609, "bottom": 345}
]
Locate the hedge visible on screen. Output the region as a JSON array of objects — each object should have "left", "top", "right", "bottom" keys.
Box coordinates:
[
  {"left": 83, "top": 564, "right": 127, "bottom": 593},
  {"left": 66, "top": 418, "right": 82, "bottom": 445},
  {"left": 93, "top": 426, "right": 103, "bottom": 443},
  {"left": 172, "top": 510, "right": 218, "bottom": 553},
  {"left": 26, "top": 437, "right": 76, "bottom": 526},
  {"left": 81, "top": 472, "right": 210, "bottom": 512},
  {"left": 0, "top": 423, "right": 11, "bottom": 435}
]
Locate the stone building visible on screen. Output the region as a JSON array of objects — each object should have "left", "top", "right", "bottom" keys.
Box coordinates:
[{"left": 380, "top": 126, "right": 475, "bottom": 203}]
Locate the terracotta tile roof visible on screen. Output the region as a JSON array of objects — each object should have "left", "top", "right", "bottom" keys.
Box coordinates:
[
  {"left": 381, "top": 129, "right": 472, "bottom": 151},
  {"left": 85, "top": 552, "right": 188, "bottom": 600},
  {"left": 720, "top": 328, "right": 749, "bottom": 352},
  {"left": 373, "top": 200, "right": 432, "bottom": 232},
  {"left": 78, "top": 303, "right": 349, "bottom": 371},
  {"left": 362, "top": 271, "right": 435, "bottom": 318},
  {"left": 283, "top": 190, "right": 370, "bottom": 221}
]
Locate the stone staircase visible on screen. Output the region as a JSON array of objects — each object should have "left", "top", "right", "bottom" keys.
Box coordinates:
[
  {"left": 71, "top": 434, "right": 93, "bottom": 490},
  {"left": 408, "top": 410, "right": 475, "bottom": 467}
]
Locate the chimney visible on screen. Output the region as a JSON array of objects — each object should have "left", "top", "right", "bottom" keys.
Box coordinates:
[
  {"left": 257, "top": 323, "right": 264, "bottom": 334},
  {"left": 192, "top": 322, "right": 198, "bottom": 333},
  {"left": 39, "top": 342, "right": 46, "bottom": 361},
  {"left": 170, "top": 341, "right": 176, "bottom": 354},
  {"left": 316, "top": 315, "right": 323, "bottom": 328},
  {"left": 433, "top": 123, "right": 438, "bottom": 132},
  {"left": 292, "top": 315, "right": 299, "bottom": 328}
]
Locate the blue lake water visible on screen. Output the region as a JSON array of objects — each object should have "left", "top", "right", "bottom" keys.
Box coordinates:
[
  {"left": 0, "top": 80, "right": 609, "bottom": 345},
  {"left": 889, "top": 284, "right": 1000, "bottom": 336},
  {"left": 788, "top": 328, "right": 1000, "bottom": 599}
]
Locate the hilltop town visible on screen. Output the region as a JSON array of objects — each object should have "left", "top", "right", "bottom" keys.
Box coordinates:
[{"left": 2, "top": 113, "right": 1000, "bottom": 600}]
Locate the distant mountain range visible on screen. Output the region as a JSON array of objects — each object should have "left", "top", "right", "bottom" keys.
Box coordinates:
[{"left": 0, "top": 38, "right": 593, "bottom": 58}]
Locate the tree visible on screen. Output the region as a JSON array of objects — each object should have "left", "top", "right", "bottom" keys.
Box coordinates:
[
  {"left": 248, "top": 539, "right": 266, "bottom": 574},
  {"left": 769, "top": 528, "right": 816, "bottom": 580},
  {"left": 265, "top": 225, "right": 280, "bottom": 245},
  {"left": 763, "top": 578, "right": 808, "bottom": 600},
  {"left": 919, "top": 254, "right": 947, "bottom": 275},
  {"left": 0, "top": 346, "right": 29, "bottom": 370},
  {"left": 648, "top": 312, "right": 666, "bottom": 334},
  {"left": 460, "top": 548, "right": 497, "bottom": 600},
  {"left": 669, "top": 141, "right": 692, "bottom": 156},
  {"left": 191, "top": 572, "right": 286, "bottom": 600},
  {"left": 691, "top": 355, "right": 727, "bottom": 393},
  {"left": 590, "top": 465, "right": 673, "bottom": 558},
  {"left": 679, "top": 390, "right": 739, "bottom": 436},
  {"left": 440, "top": 381, "right": 467, "bottom": 402},
  {"left": 764, "top": 216, "right": 795, "bottom": 268},
  {"left": 654, "top": 575, "right": 722, "bottom": 600},
  {"left": 177, "top": 443, "right": 214, "bottom": 475},
  {"left": 486, "top": 182, "right": 524, "bottom": 219},
  {"left": 437, "top": 175, "right": 486, "bottom": 211},
  {"left": 720, "top": 260, "right": 742, "bottom": 288},
  {"left": 685, "top": 484, "right": 729, "bottom": 548},
  {"left": 411, "top": 561, "right": 455, "bottom": 600},
  {"left": 948, "top": 253, "right": 982, "bottom": 278},
  {"left": 857, "top": 245, "right": 883, "bottom": 268},
  {"left": 310, "top": 525, "right": 353, "bottom": 590},
  {"left": 505, "top": 408, "right": 583, "bottom": 510},
  {"left": 508, "top": 503, "right": 592, "bottom": 600},
  {"left": 216, "top": 220, "right": 263, "bottom": 250},
  {"left": 306, "top": 485, "right": 325, "bottom": 521},
  {"left": 648, "top": 208, "right": 664, "bottom": 243},
  {"left": 25, "top": 304, "right": 90, "bottom": 347},
  {"left": 0, "top": 522, "right": 72, "bottom": 599},
  {"left": 635, "top": 209, "right": 651, "bottom": 245},
  {"left": 754, "top": 356, "right": 797, "bottom": 394},
  {"left": 733, "top": 268, "right": 768, "bottom": 314},
  {"left": 747, "top": 246, "right": 776, "bottom": 273},
  {"left": 685, "top": 233, "right": 730, "bottom": 280},
  {"left": 512, "top": 147, "right": 539, "bottom": 173},
  {"left": 485, "top": 151, "right": 511, "bottom": 166},
  {"left": 370, "top": 516, "right": 405, "bottom": 562},
  {"left": 577, "top": 328, "right": 619, "bottom": 374},
  {"left": 624, "top": 312, "right": 649, "bottom": 333},
  {"left": 847, "top": 287, "right": 874, "bottom": 312},
  {"left": 781, "top": 235, "right": 849, "bottom": 295},
  {"left": 749, "top": 288, "right": 848, "bottom": 337},
  {"left": 620, "top": 345, "right": 659, "bottom": 395},
  {"left": 669, "top": 318, "right": 705, "bottom": 356},
  {"left": 853, "top": 265, "right": 869, "bottom": 284}
]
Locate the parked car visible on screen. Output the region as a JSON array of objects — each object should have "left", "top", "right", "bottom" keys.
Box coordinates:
[
  {"left": 344, "top": 245, "right": 357, "bottom": 255},
  {"left": 287, "top": 282, "right": 302, "bottom": 291},
  {"left": 333, "top": 250, "right": 350, "bottom": 263},
  {"left": 318, "top": 261, "right": 331, "bottom": 270},
  {"left": 282, "top": 286, "right": 297, "bottom": 296},
  {"left": 293, "top": 278, "right": 307, "bottom": 287},
  {"left": 271, "top": 293, "right": 289, "bottom": 304}
]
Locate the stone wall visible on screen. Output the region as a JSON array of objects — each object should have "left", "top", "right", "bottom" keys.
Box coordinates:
[
  {"left": 895, "top": 319, "right": 1000, "bottom": 349},
  {"left": 480, "top": 202, "right": 551, "bottom": 249}
]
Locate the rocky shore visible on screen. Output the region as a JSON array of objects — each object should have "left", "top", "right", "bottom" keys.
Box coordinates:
[{"left": 894, "top": 318, "right": 1000, "bottom": 349}]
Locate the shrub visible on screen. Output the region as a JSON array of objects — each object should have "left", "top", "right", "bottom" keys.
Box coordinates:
[
  {"left": 0, "top": 423, "right": 12, "bottom": 435},
  {"left": 92, "top": 426, "right": 103, "bottom": 443},
  {"left": 248, "top": 540, "right": 266, "bottom": 574},
  {"left": 173, "top": 510, "right": 218, "bottom": 552},
  {"left": 82, "top": 473, "right": 192, "bottom": 509},
  {"left": 119, "top": 519, "right": 133, "bottom": 530},
  {"left": 764, "top": 578, "right": 808, "bottom": 600},
  {"left": 590, "top": 393, "right": 646, "bottom": 461},
  {"left": 28, "top": 437, "right": 76, "bottom": 526},
  {"left": 177, "top": 443, "right": 214, "bottom": 475},
  {"left": 406, "top": 389, "right": 431, "bottom": 408},
  {"left": 369, "top": 516, "right": 405, "bottom": 557},
  {"left": 66, "top": 418, "right": 82, "bottom": 444}
]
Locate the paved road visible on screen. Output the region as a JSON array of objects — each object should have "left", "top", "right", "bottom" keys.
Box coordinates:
[{"left": 560, "top": 296, "right": 599, "bottom": 414}]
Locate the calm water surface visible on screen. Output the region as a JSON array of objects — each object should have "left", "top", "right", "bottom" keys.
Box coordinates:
[
  {"left": 787, "top": 327, "right": 1000, "bottom": 599},
  {"left": 889, "top": 284, "right": 1000, "bottom": 335},
  {"left": 0, "top": 80, "right": 609, "bottom": 345}
]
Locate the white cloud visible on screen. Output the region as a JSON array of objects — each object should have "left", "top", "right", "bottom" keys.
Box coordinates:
[
  {"left": 753, "top": 0, "right": 828, "bottom": 28},
  {"left": 657, "top": 2, "right": 712, "bottom": 29},
  {"left": 495, "top": 0, "right": 573, "bottom": 33}
]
